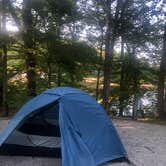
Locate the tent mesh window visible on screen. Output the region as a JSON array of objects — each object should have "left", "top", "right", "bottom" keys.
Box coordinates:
[{"left": 2, "top": 103, "right": 61, "bottom": 157}]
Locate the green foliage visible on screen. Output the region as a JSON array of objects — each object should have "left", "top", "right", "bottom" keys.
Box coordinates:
[
  {"left": 106, "top": 51, "right": 158, "bottom": 111},
  {"left": 38, "top": 39, "right": 98, "bottom": 86},
  {"left": 0, "top": 0, "right": 165, "bottom": 118}
]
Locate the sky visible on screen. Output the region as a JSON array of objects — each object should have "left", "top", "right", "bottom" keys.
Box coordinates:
[
  {"left": 7, "top": 20, "right": 18, "bottom": 31},
  {"left": 6, "top": 0, "right": 22, "bottom": 31}
]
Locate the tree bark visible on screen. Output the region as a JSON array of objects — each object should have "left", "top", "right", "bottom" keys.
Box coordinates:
[
  {"left": 57, "top": 66, "right": 62, "bottom": 86},
  {"left": 96, "top": 29, "right": 104, "bottom": 101},
  {"left": 23, "top": 0, "right": 36, "bottom": 97},
  {"left": 157, "top": 23, "right": 166, "bottom": 118},
  {"left": 102, "top": 0, "right": 121, "bottom": 111},
  {"left": 132, "top": 46, "right": 139, "bottom": 119},
  {"left": 1, "top": 0, "right": 8, "bottom": 116},
  {"left": 132, "top": 94, "right": 138, "bottom": 119},
  {"left": 119, "top": 36, "right": 125, "bottom": 116},
  {"left": 47, "top": 61, "right": 52, "bottom": 88},
  {"left": 102, "top": 0, "right": 112, "bottom": 111},
  {"left": 0, "top": 12, "right": 3, "bottom": 107},
  {"left": 0, "top": 51, "right": 2, "bottom": 108}
]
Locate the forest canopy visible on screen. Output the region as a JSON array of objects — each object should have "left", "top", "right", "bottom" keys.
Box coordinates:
[{"left": 0, "top": 0, "right": 166, "bottom": 119}]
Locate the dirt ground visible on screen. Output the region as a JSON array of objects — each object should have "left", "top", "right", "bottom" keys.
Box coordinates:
[{"left": 0, "top": 119, "right": 166, "bottom": 166}]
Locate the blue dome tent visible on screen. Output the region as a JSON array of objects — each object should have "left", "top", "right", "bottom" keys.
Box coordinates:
[{"left": 0, "top": 87, "right": 127, "bottom": 166}]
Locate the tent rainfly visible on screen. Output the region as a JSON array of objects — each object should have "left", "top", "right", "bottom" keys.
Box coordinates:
[{"left": 0, "top": 87, "right": 127, "bottom": 166}]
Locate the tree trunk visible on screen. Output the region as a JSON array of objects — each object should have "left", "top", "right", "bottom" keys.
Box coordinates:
[
  {"left": 47, "top": 61, "right": 52, "bottom": 88},
  {"left": 1, "top": 0, "right": 8, "bottom": 116},
  {"left": 132, "top": 46, "right": 140, "bottom": 119},
  {"left": 57, "top": 66, "right": 62, "bottom": 86},
  {"left": 23, "top": 0, "right": 36, "bottom": 97},
  {"left": 102, "top": 0, "right": 113, "bottom": 111},
  {"left": 102, "top": 0, "right": 121, "bottom": 111},
  {"left": 96, "top": 29, "right": 104, "bottom": 101},
  {"left": 164, "top": 91, "right": 166, "bottom": 115},
  {"left": 132, "top": 94, "right": 138, "bottom": 120},
  {"left": 157, "top": 23, "right": 166, "bottom": 118},
  {"left": 96, "top": 66, "right": 101, "bottom": 101},
  {"left": 0, "top": 12, "right": 3, "bottom": 108},
  {"left": 119, "top": 36, "right": 125, "bottom": 116},
  {"left": 0, "top": 50, "right": 2, "bottom": 109}
]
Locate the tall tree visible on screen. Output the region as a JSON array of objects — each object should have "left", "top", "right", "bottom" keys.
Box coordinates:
[
  {"left": 79, "top": 0, "right": 105, "bottom": 100},
  {"left": 102, "top": 0, "right": 122, "bottom": 111},
  {"left": 6, "top": 0, "right": 36, "bottom": 97},
  {"left": 102, "top": 0, "right": 112, "bottom": 111},
  {"left": 117, "top": 0, "right": 159, "bottom": 116},
  {"left": 119, "top": 36, "right": 125, "bottom": 116},
  {"left": 0, "top": 2, "right": 3, "bottom": 108},
  {"left": 157, "top": 22, "right": 166, "bottom": 118},
  {"left": 1, "top": 0, "right": 8, "bottom": 116},
  {"left": 23, "top": 0, "right": 36, "bottom": 96},
  {"left": 96, "top": 28, "right": 104, "bottom": 101}
]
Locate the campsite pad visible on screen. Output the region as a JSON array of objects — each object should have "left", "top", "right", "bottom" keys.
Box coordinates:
[{"left": 1, "top": 119, "right": 166, "bottom": 166}]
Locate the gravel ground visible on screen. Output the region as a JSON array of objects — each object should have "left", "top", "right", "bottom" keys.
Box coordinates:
[{"left": 0, "top": 119, "right": 166, "bottom": 166}]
